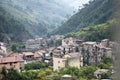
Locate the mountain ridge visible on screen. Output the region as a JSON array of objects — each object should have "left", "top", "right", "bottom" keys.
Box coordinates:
[
  {"left": 0, "top": 0, "right": 75, "bottom": 42},
  {"left": 53, "top": 0, "right": 114, "bottom": 35}
]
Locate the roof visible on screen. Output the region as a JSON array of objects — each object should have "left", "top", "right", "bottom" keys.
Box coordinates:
[
  {"left": 101, "top": 39, "right": 109, "bottom": 42},
  {"left": 23, "top": 52, "right": 34, "bottom": 56},
  {"left": 39, "top": 49, "right": 48, "bottom": 53},
  {"left": 96, "top": 44, "right": 105, "bottom": 49},
  {"left": 7, "top": 53, "right": 23, "bottom": 58},
  {"left": 0, "top": 50, "right": 3, "bottom": 54},
  {"left": 0, "top": 56, "right": 24, "bottom": 63},
  {"left": 0, "top": 51, "right": 6, "bottom": 57},
  {"left": 57, "top": 46, "right": 63, "bottom": 50},
  {"left": 96, "top": 44, "right": 112, "bottom": 50},
  {"left": 53, "top": 47, "right": 62, "bottom": 53},
  {"left": 48, "top": 47, "right": 55, "bottom": 51},
  {"left": 26, "top": 39, "right": 34, "bottom": 42},
  {"left": 34, "top": 53, "right": 42, "bottom": 58},
  {"left": 82, "top": 42, "right": 96, "bottom": 45},
  {"left": 64, "top": 52, "right": 82, "bottom": 58}
]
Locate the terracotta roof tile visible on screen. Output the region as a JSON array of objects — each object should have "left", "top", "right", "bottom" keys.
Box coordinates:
[
  {"left": 23, "top": 52, "right": 34, "bottom": 56},
  {"left": 0, "top": 56, "right": 24, "bottom": 63},
  {"left": 7, "top": 53, "right": 23, "bottom": 58},
  {"left": 34, "top": 53, "right": 42, "bottom": 58}
]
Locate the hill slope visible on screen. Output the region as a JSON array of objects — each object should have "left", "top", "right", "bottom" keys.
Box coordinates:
[
  {"left": 0, "top": 0, "right": 74, "bottom": 37},
  {"left": 65, "top": 20, "right": 115, "bottom": 41},
  {"left": 53, "top": 0, "right": 114, "bottom": 35},
  {"left": 0, "top": 5, "right": 31, "bottom": 42}
]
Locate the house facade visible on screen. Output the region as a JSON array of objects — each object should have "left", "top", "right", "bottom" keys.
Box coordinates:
[
  {"left": 53, "top": 52, "right": 83, "bottom": 71},
  {"left": 80, "top": 39, "right": 114, "bottom": 66},
  {"left": 0, "top": 56, "right": 24, "bottom": 71},
  {"left": 53, "top": 57, "right": 66, "bottom": 71}
]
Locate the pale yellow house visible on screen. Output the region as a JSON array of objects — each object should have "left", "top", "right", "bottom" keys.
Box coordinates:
[
  {"left": 53, "top": 57, "right": 66, "bottom": 71},
  {"left": 53, "top": 52, "right": 83, "bottom": 71}
]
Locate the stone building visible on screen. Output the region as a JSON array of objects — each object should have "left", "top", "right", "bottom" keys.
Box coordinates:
[
  {"left": 53, "top": 52, "right": 83, "bottom": 71},
  {"left": 0, "top": 56, "right": 24, "bottom": 71}
]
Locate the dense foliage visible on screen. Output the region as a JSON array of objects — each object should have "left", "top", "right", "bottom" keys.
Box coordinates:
[
  {"left": 59, "top": 66, "right": 97, "bottom": 79},
  {"left": 24, "top": 61, "right": 47, "bottom": 70},
  {"left": 0, "top": 67, "right": 53, "bottom": 80},
  {"left": 7, "top": 43, "right": 25, "bottom": 52},
  {"left": 65, "top": 20, "right": 115, "bottom": 41},
  {"left": 0, "top": 6, "right": 31, "bottom": 42},
  {"left": 0, "top": 0, "right": 74, "bottom": 39},
  {"left": 1, "top": 67, "right": 27, "bottom": 80},
  {"left": 53, "top": 0, "right": 114, "bottom": 37},
  {"left": 97, "top": 57, "right": 112, "bottom": 69}
]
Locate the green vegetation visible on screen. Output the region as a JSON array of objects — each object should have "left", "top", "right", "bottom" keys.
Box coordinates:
[
  {"left": 0, "top": 66, "right": 95, "bottom": 80},
  {"left": 1, "top": 67, "right": 27, "bottom": 80},
  {"left": 97, "top": 57, "right": 112, "bottom": 69},
  {"left": 0, "top": 5, "right": 31, "bottom": 42},
  {"left": 24, "top": 61, "right": 47, "bottom": 70},
  {"left": 0, "top": 0, "right": 74, "bottom": 40},
  {"left": 7, "top": 43, "right": 25, "bottom": 52},
  {"left": 0, "top": 66, "right": 53, "bottom": 80},
  {"left": 100, "top": 73, "right": 110, "bottom": 79},
  {"left": 53, "top": 0, "right": 116, "bottom": 37},
  {"left": 59, "top": 66, "right": 97, "bottom": 79},
  {"left": 65, "top": 20, "right": 115, "bottom": 41},
  {"left": 1, "top": 52, "right": 112, "bottom": 80}
]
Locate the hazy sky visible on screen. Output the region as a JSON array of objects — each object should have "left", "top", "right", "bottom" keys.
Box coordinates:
[
  {"left": 60, "top": 0, "right": 90, "bottom": 9},
  {"left": 70, "top": 0, "right": 90, "bottom": 9}
]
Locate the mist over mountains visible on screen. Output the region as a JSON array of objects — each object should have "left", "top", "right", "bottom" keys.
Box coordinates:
[
  {"left": 1, "top": 0, "right": 114, "bottom": 42},
  {"left": 0, "top": 0, "right": 76, "bottom": 42},
  {"left": 53, "top": 0, "right": 114, "bottom": 35},
  {"left": 53, "top": 0, "right": 116, "bottom": 41}
]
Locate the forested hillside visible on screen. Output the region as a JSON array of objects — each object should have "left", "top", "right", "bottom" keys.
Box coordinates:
[
  {"left": 53, "top": 0, "right": 114, "bottom": 35},
  {"left": 0, "top": 0, "right": 74, "bottom": 42},
  {"left": 0, "top": 5, "right": 31, "bottom": 42},
  {"left": 65, "top": 20, "right": 115, "bottom": 41}
]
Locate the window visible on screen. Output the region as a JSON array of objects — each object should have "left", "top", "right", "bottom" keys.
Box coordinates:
[{"left": 10, "top": 63, "right": 12, "bottom": 66}]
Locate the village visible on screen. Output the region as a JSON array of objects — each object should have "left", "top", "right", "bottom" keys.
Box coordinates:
[{"left": 0, "top": 35, "right": 117, "bottom": 80}]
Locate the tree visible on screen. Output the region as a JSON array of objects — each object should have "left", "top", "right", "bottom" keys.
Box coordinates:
[
  {"left": 59, "top": 66, "right": 97, "bottom": 79},
  {"left": 100, "top": 73, "right": 110, "bottom": 79},
  {"left": 11, "top": 44, "right": 17, "bottom": 52},
  {"left": 1, "top": 67, "right": 7, "bottom": 80},
  {"left": 24, "top": 61, "right": 47, "bottom": 70},
  {"left": 1, "top": 67, "right": 25, "bottom": 80},
  {"left": 102, "top": 57, "right": 112, "bottom": 64},
  {"left": 21, "top": 71, "right": 37, "bottom": 80},
  {"left": 37, "top": 71, "right": 46, "bottom": 79}
]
